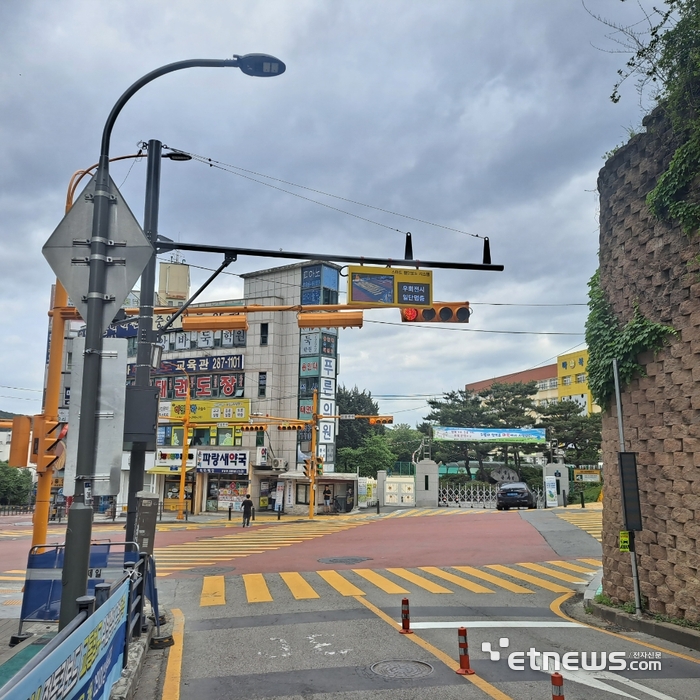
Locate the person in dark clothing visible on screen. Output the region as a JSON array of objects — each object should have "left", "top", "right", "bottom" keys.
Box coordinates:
[{"left": 242, "top": 495, "right": 254, "bottom": 527}]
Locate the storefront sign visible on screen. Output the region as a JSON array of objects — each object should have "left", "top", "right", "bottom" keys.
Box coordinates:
[
  {"left": 159, "top": 398, "right": 250, "bottom": 424},
  {"left": 197, "top": 450, "right": 249, "bottom": 474},
  {"left": 256, "top": 446, "right": 268, "bottom": 467},
  {"left": 300, "top": 359, "right": 320, "bottom": 376},
  {"left": 321, "top": 357, "right": 336, "bottom": 378},
  {"left": 154, "top": 447, "right": 196, "bottom": 467},
  {"left": 319, "top": 419, "right": 335, "bottom": 444},
  {"left": 153, "top": 372, "right": 245, "bottom": 400},
  {"left": 319, "top": 377, "right": 335, "bottom": 398},
  {"left": 300, "top": 332, "right": 320, "bottom": 356},
  {"left": 131, "top": 353, "right": 244, "bottom": 376}
]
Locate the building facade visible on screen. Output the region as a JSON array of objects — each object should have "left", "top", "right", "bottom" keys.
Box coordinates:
[{"left": 60, "top": 260, "right": 358, "bottom": 517}]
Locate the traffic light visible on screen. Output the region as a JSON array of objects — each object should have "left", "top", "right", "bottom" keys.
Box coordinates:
[
  {"left": 297, "top": 311, "right": 363, "bottom": 329},
  {"left": 30, "top": 416, "right": 60, "bottom": 472},
  {"left": 8, "top": 415, "right": 31, "bottom": 467},
  {"left": 303, "top": 458, "right": 313, "bottom": 478},
  {"left": 181, "top": 314, "right": 248, "bottom": 331},
  {"left": 400, "top": 302, "right": 471, "bottom": 323},
  {"left": 369, "top": 416, "right": 393, "bottom": 425},
  {"left": 316, "top": 457, "right": 324, "bottom": 476},
  {"left": 240, "top": 424, "right": 268, "bottom": 432},
  {"left": 277, "top": 422, "right": 306, "bottom": 431}
]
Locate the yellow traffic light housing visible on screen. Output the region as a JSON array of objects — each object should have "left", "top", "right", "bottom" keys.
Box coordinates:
[
  {"left": 277, "top": 422, "right": 306, "bottom": 431},
  {"left": 31, "top": 416, "right": 60, "bottom": 472},
  {"left": 297, "top": 311, "right": 363, "bottom": 329},
  {"left": 400, "top": 302, "right": 471, "bottom": 323},
  {"left": 369, "top": 416, "right": 393, "bottom": 425},
  {"left": 182, "top": 314, "right": 249, "bottom": 332},
  {"left": 303, "top": 458, "right": 313, "bottom": 479},
  {"left": 8, "top": 415, "right": 31, "bottom": 467},
  {"left": 317, "top": 457, "right": 324, "bottom": 476},
  {"left": 240, "top": 424, "right": 268, "bottom": 432}
]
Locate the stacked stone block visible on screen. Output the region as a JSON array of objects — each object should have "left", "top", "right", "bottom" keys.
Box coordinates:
[{"left": 598, "top": 107, "right": 700, "bottom": 622}]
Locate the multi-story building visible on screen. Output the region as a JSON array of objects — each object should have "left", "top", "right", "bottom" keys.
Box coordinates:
[
  {"left": 465, "top": 364, "right": 559, "bottom": 408},
  {"left": 464, "top": 349, "right": 599, "bottom": 416},
  {"left": 60, "top": 260, "right": 358, "bottom": 517}
]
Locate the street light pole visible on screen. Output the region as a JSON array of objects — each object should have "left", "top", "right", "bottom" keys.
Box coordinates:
[
  {"left": 125, "top": 139, "right": 161, "bottom": 545},
  {"left": 58, "top": 54, "right": 286, "bottom": 629}
]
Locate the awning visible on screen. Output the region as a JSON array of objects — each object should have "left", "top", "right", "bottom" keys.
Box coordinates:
[{"left": 147, "top": 466, "right": 196, "bottom": 475}]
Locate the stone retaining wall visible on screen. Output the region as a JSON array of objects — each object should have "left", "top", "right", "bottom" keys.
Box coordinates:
[{"left": 598, "top": 107, "right": 700, "bottom": 622}]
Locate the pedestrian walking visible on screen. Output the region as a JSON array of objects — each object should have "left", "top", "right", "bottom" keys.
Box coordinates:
[{"left": 242, "top": 494, "right": 254, "bottom": 527}]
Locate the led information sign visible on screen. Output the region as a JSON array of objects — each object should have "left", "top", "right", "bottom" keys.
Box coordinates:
[{"left": 347, "top": 266, "right": 433, "bottom": 307}]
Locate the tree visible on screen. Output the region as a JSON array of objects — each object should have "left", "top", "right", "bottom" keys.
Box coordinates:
[
  {"left": 335, "top": 435, "right": 396, "bottom": 478},
  {"left": 0, "top": 463, "right": 33, "bottom": 505},
  {"left": 537, "top": 401, "right": 603, "bottom": 468},
  {"left": 424, "top": 389, "right": 492, "bottom": 479},
  {"left": 385, "top": 423, "right": 424, "bottom": 463},
  {"left": 336, "top": 385, "right": 381, "bottom": 450}
]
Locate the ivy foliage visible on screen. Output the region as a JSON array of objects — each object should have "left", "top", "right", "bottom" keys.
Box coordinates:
[
  {"left": 606, "top": 1, "right": 700, "bottom": 233},
  {"left": 585, "top": 270, "right": 676, "bottom": 408}
]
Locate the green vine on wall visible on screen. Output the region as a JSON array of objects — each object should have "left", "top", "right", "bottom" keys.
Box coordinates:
[
  {"left": 604, "top": 1, "right": 700, "bottom": 234},
  {"left": 585, "top": 270, "right": 677, "bottom": 408}
]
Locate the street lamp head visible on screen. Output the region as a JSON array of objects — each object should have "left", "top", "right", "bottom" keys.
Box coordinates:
[
  {"left": 163, "top": 150, "right": 193, "bottom": 161},
  {"left": 234, "top": 53, "right": 286, "bottom": 77}
]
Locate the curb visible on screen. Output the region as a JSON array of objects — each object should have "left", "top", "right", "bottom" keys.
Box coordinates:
[
  {"left": 585, "top": 600, "right": 700, "bottom": 652},
  {"left": 109, "top": 619, "right": 156, "bottom": 700}
]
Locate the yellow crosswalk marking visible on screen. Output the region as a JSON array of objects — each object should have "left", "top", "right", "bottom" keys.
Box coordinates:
[
  {"left": 316, "top": 570, "right": 365, "bottom": 596},
  {"left": 200, "top": 576, "right": 226, "bottom": 606},
  {"left": 485, "top": 565, "right": 572, "bottom": 593},
  {"left": 451, "top": 566, "right": 532, "bottom": 593},
  {"left": 353, "top": 569, "right": 410, "bottom": 594},
  {"left": 419, "top": 567, "right": 494, "bottom": 594},
  {"left": 578, "top": 558, "right": 602, "bottom": 567},
  {"left": 385, "top": 568, "right": 452, "bottom": 594},
  {"left": 517, "top": 563, "right": 586, "bottom": 584},
  {"left": 243, "top": 573, "right": 273, "bottom": 602},
  {"left": 546, "top": 560, "right": 599, "bottom": 574},
  {"left": 280, "top": 572, "right": 320, "bottom": 600}
]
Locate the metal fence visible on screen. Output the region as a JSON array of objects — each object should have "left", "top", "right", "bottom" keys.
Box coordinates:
[
  {"left": 0, "top": 504, "right": 34, "bottom": 516},
  {"left": 438, "top": 482, "right": 545, "bottom": 509}
]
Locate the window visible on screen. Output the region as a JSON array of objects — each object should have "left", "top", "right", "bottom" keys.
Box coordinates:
[
  {"left": 255, "top": 430, "right": 265, "bottom": 447},
  {"left": 296, "top": 483, "right": 310, "bottom": 505},
  {"left": 258, "top": 371, "right": 267, "bottom": 398},
  {"left": 537, "top": 380, "right": 549, "bottom": 390},
  {"left": 576, "top": 373, "right": 586, "bottom": 383},
  {"left": 562, "top": 376, "right": 572, "bottom": 386},
  {"left": 548, "top": 378, "right": 558, "bottom": 389},
  {"left": 260, "top": 323, "right": 269, "bottom": 346}
]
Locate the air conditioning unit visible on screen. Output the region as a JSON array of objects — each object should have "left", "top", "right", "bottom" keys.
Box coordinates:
[{"left": 272, "top": 458, "right": 288, "bottom": 470}]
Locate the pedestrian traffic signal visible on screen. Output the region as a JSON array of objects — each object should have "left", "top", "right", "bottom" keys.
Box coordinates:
[
  {"left": 240, "top": 424, "right": 268, "bottom": 432},
  {"left": 31, "top": 416, "right": 60, "bottom": 472},
  {"left": 400, "top": 302, "right": 471, "bottom": 323},
  {"left": 369, "top": 416, "right": 393, "bottom": 425},
  {"left": 277, "top": 422, "right": 306, "bottom": 431},
  {"left": 303, "top": 458, "right": 313, "bottom": 479},
  {"left": 317, "top": 457, "right": 324, "bottom": 475}
]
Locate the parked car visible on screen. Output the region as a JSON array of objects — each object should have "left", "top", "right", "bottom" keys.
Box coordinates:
[{"left": 496, "top": 482, "right": 536, "bottom": 510}]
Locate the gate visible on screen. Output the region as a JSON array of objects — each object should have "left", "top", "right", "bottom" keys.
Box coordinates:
[
  {"left": 385, "top": 476, "right": 415, "bottom": 506},
  {"left": 438, "top": 482, "right": 544, "bottom": 508}
]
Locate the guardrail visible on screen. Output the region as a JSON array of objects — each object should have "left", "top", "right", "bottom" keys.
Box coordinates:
[{"left": 0, "top": 504, "right": 34, "bottom": 516}]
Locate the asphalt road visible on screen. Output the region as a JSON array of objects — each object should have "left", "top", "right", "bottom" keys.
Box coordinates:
[{"left": 2, "top": 507, "right": 699, "bottom": 698}]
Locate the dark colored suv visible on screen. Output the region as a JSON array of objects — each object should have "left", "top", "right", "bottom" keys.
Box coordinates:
[{"left": 496, "top": 482, "right": 536, "bottom": 510}]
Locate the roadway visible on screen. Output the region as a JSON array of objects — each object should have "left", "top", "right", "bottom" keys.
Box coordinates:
[{"left": 2, "top": 506, "right": 699, "bottom": 698}]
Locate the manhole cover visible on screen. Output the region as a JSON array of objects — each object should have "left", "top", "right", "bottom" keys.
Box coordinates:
[
  {"left": 317, "top": 556, "right": 372, "bottom": 565},
  {"left": 189, "top": 567, "right": 235, "bottom": 575},
  {"left": 370, "top": 660, "right": 434, "bottom": 679}
]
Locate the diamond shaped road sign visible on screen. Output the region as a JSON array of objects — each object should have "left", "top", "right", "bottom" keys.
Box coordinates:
[{"left": 43, "top": 173, "right": 153, "bottom": 334}]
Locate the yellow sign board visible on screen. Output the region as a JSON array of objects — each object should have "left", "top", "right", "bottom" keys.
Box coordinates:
[
  {"left": 347, "top": 266, "right": 433, "bottom": 307},
  {"left": 619, "top": 531, "right": 630, "bottom": 552},
  {"left": 160, "top": 398, "right": 250, "bottom": 424},
  {"left": 574, "top": 469, "right": 601, "bottom": 483}
]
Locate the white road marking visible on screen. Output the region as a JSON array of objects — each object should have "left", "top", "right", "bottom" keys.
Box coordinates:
[{"left": 409, "top": 620, "right": 583, "bottom": 629}]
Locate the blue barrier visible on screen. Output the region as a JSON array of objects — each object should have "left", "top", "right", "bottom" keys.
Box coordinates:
[{"left": 18, "top": 542, "right": 138, "bottom": 636}]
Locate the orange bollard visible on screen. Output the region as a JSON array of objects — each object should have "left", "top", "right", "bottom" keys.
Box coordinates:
[
  {"left": 399, "top": 597, "right": 413, "bottom": 634},
  {"left": 551, "top": 672, "right": 565, "bottom": 698},
  {"left": 455, "top": 627, "right": 475, "bottom": 675}
]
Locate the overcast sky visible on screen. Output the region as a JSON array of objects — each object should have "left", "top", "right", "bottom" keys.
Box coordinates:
[{"left": 0, "top": 0, "right": 651, "bottom": 426}]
